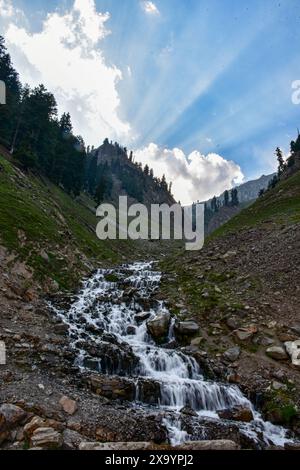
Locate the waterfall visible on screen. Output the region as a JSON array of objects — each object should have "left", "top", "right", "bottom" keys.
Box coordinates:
[{"left": 51, "top": 261, "right": 292, "bottom": 447}]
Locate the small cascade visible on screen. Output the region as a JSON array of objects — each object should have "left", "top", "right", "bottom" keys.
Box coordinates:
[{"left": 51, "top": 261, "right": 292, "bottom": 448}]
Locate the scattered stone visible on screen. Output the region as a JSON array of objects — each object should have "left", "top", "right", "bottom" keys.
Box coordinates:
[
  {"left": 266, "top": 346, "right": 288, "bottom": 361},
  {"left": 40, "top": 250, "right": 50, "bottom": 262},
  {"left": 222, "top": 251, "right": 237, "bottom": 260},
  {"left": 190, "top": 337, "right": 204, "bottom": 347},
  {"left": 59, "top": 396, "right": 78, "bottom": 415},
  {"left": 235, "top": 325, "right": 257, "bottom": 341},
  {"left": 54, "top": 323, "right": 69, "bottom": 335},
  {"left": 30, "top": 427, "right": 63, "bottom": 449},
  {"left": 284, "top": 340, "right": 300, "bottom": 367},
  {"left": 272, "top": 381, "right": 287, "bottom": 391},
  {"left": 226, "top": 317, "right": 240, "bottom": 330},
  {"left": 174, "top": 321, "right": 200, "bottom": 336},
  {"left": 223, "top": 347, "right": 241, "bottom": 363}
]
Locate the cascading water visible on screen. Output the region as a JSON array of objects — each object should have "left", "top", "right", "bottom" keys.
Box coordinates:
[{"left": 51, "top": 261, "right": 292, "bottom": 447}]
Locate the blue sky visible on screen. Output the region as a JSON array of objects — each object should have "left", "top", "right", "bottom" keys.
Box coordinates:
[{"left": 1, "top": 0, "right": 300, "bottom": 203}]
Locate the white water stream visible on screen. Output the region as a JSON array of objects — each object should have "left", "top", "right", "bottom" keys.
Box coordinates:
[{"left": 51, "top": 261, "right": 292, "bottom": 447}]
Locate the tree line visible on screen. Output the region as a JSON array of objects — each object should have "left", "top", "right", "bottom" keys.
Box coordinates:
[{"left": 0, "top": 36, "right": 173, "bottom": 204}]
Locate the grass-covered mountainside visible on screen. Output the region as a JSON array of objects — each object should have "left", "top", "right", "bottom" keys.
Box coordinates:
[
  {"left": 0, "top": 150, "right": 139, "bottom": 291},
  {"left": 160, "top": 165, "right": 300, "bottom": 428}
]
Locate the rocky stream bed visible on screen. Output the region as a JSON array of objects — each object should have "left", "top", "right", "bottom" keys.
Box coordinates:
[{"left": 47, "top": 261, "right": 296, "bottom": 449}]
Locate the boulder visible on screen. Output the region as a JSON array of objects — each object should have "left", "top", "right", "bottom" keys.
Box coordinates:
[
  {"left": 59, "top": 396, "right": 78, "bottom": 415},
  {"left": 290, "top": 323, "right": 300, "bottom": 336},
  {"left": 62, "top": 429, "right": 85, "bottom": 450},
  {"left": 175, "top": 440, "right": 239, "bottom": 450},
  {"left": 284, "top": 340, "right": 300, "bottom": 367},
  {"left": 0, "top": 404, "right": 27, "bottom": 432},
  {"left": 146, "top": 311, "right": 170, "bottom": 342},
  {"left": 190, "top": 337, "right": 204, "bottom": 347},
  {"left": 223, "top": 347, "right": 241, "bottom": 363},
  {"left": 30, "top": 427, "right": 63, "bottom": 449},
  {"left": 180, "top": 406, "right": 198, "bottom": 417},
  {"left": 135, "top": 312, "right": 151, "bottom": 323},
  {"left": 234, "top": 325, "right": 257, "bottom": 341},
  {"left": 79, "top": 442, "right": 154, "bottom": 451},
  {"left": 83, "top": 341, "right": 139, "bottom": 375},
  {"left": 217, "top": 405, "right": 254, "bottom": 423},
  {"left": 87, "top": 374, "right": 136, "bottom": 401},
  {"left": 174, "top": 321, "right": 200, "bottom": 336},
  {"left": 266, "top": 346, "right": 288, "bottom": 361}
]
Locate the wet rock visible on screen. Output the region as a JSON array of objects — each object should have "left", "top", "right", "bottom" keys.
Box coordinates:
[
  {"left": 137, "top": 379, "right": 161, "bottom": 405},
  {"left": 53, "top": 323, "right": 69, "bottom": 335},
  {"left": 83, "top": 341, "right": 139, "bottom": 375},
  {"left": 135, "top": 312, "right": 151, "bottom": 323},
  {"left": 175, "top": 440, "right": 240, "bottom": 450},
  {"left": 284, "top": 442, "right": 300, "bottom": 450},
  {"left": 30, "top": 427, "right": 63, "bottom": 449},
  {"left": 147, "top": 311, "right": 170, "bottom": 342},
  {"left": 59, "top": 396, "right": 78, "bottom": 415},
  {"left": 126, "top": 325, "right": 136, "bottom": 335},
  {"left": 87, "top": 374, "right": 136, "bottom": 401},
  {"left": 174, "top": 321, "right": 200, "bottom": 337},
  {"left": 266, "top": 346, "right": 288, "bottom": 361},
  {"left": 284, "top": 340, "right": 300, "bottom": 367},
  {"left": 223, "top": 347, "right": 241, "bottom": 363},
  {"left": 217, "top": 405, "right": 254, "bottom": 423},
  {"left": 180, "top": 406, "right": 198, "bottom": 417}
]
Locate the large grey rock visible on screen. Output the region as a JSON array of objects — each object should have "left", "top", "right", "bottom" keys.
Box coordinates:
[
  {"left": 175, "top": 440, "right": 239, "bottom": 450},
  {"left": 223, "top": 347, "right": 241, "bottom": 362},
  {"left": 174, "top": 321, "right": 200, "bottom": 336},
  {"left": 62, "top": 429, "right": 85, "bottom": 450},
  {"left": 266, "top": 346, "right": 288, "bottom": 361},
  {"left": 284, "top": 340, "right": 300, "bottom": 367},
  {"left": 147, "top": 311, "right": 170, "bottom": 342},
  {"left": 0, "top": 404, "right": 27, "bottom": 432},
  {"left": 79, "top": 441, "right": 154, "bottom": 451},
  {"left": 30, "top": 427, "right": 63, "bottom": 449}
]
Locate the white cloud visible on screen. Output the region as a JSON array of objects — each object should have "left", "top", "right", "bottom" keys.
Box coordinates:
[
  {"left": 142, "top": 1, "right": 160, "bottom": 16},
  {"left": 135, "top": 143, "right": 244, "bottom": 205},
  {"left": 0, "top": 0, "right": 14, "bottom": 17},
  {"left": 3, "top": 0, "right": 131, "bottom": 146}
]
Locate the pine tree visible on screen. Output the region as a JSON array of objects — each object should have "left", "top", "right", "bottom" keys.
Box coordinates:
[
  {"left": 224, "top": 190, "right": 229, "bottom": 207},
  {"left": 230, "top": 188, "right": 239, "bottom": 206},
  {"left": 276, "top": 147, "right": 285, "bottom": 176}
]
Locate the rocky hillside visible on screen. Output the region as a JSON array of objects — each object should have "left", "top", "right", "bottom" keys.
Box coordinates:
[
  {"left": 87, "top": 140, "right": 175, "bottom": 206},
  {"left": 161, "top": 168, "right": 300, "bottom": 435},
  {"left": 0, "top": 148, "right": 147, "bottom": 294}
]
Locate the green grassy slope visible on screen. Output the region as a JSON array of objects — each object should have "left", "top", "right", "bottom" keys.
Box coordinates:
[
  {"left": 0, "top": 153, "right": 135, "bottom": 290},
  {"left": 211, "top": 170, "right": 300, "bottom": 239}
]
